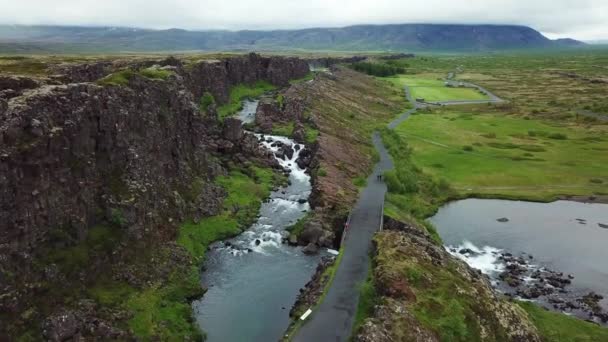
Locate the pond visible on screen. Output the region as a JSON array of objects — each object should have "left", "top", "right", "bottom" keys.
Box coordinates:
[{"left": 430, "top": 198, "right": 608, "bottom": 323}]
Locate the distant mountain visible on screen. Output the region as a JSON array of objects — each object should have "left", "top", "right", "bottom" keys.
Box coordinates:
[
  {"left": 585, "top": 39, "right": 608, "bottom": 45},
  {"left": 0, "top": 24, "right": 586, "bottom": 53}
]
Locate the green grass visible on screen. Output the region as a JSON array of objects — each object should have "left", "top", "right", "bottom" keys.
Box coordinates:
[
  {"left": 383, "top": 74, "right": 488, "bottom": 102},
  {"left": 289, "top": 72, "right": 315, "bottom": 85},
  {"left": 392, "top": 111, "right": 608, "bottom": 200},
  {"left": 217, "top": 81, "right": 276, "bottom": 118},
  {"left": 304, "top": 124, "right": 320, "bottom": 144},
  {"left": 381, "top": 128, "right": 455, "bottom": 221},
  {"left": 271, "top": 122, "right": 295, "bottom": 136},
  {"left": 352, "top": 265, "right": 377, "bottom": 334},
  {"left": 126, "top": 267, "right": 204, "bottom": 341},
  {"left": 286, "top": 213, "right": 311, "bottom": 237},
  {"left": 199, "top": 92, "right": 215, "bottom": 112},
  {"left": 96, "top": 67, "right": 173, "bottom": 86},
  {"left": 139, "top": 67, "right": 173, "bottom": 80},
  {"left": 97, "top": 70, "right": 136, "bottom": 86},
  {"left": 518, "top": 301, "right": 608, "bottom": 341},
  {"left": 178, "top": 216, "right": 240, "bottom": 260},
  {"left": 353, "top": 176, "right": 367, "bottom": 188}
]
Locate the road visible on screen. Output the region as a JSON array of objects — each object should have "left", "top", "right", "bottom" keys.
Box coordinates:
[
  {"left": 292, "top": 133, "right": 392, "bottom": 342},
  {"left": 292, "top": 78, "right": 504, "bottom": 342}
]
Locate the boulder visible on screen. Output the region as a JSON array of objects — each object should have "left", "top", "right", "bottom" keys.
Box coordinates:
[
  {"left": 42, "top": 310, "right": 81, "bottom": 341},
  {"left": 223, "top": 117, "right": 243, "bottom": 141},
  {"left": 302, "top": 243, "right": 319, "bottom": 255},
  {"left": 292, "top": 122, "right": 306, "bottom": 143},
  {"left": 296, "top": 148, "right": 312, "bottom": 169},
  {"left": 280, "top": 143, "right": 294, "bottom": 160}
]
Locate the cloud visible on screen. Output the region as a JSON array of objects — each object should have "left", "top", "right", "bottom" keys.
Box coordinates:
[{"left": 0, "top": 0, "right": 606, "bottom": 40}]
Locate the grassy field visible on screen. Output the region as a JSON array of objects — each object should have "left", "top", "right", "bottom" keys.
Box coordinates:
[
  {"left": 392, "top": 110, "right": 608, "bottom": 200},
  {"left": 383, "top": 52, "right": 608, "bottom": 119},
  {"left": 383, "top": 74, "right": 488, "bottom": 102},
  {"left": 518, "top": 301, "right": 608, "bottom": 341}
]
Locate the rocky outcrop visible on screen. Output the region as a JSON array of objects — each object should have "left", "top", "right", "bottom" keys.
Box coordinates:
[
  {"left": 0, "top": 74, "right": 217, "bottom": 255},
  {"left": 51, "top": 62, "right": 114, "bottom": 83},
  {"left": 0, "top": 75, "right": 41, "bottom": 100},
  {"left": 355, "top": 217, "right": 541, "bottom": 342},
  {"left": 185, "top": 52, "right": 309, "bottom": 105}
]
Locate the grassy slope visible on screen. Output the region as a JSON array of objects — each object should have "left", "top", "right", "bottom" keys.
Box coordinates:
[
  {"left": 393, "top": 111, "right": 608, "bottom": 200},
  {"left": 384, "top": 74, "right": 488, "bottom": 101}
]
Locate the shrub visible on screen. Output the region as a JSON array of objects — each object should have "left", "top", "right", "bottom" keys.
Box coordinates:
[
  {"left": 548, "top": 133, "right": 568, "bottom": 140},
  {"left": 481, "top": 133, "right": 497, "bottom": 139},
  {"left": 349, "top": 62, "right": 405, "bottom": 77},
  {"left": 139, "top": 67, "right": 172, "bottom": 80},
  {"left": 462, "top": 145, "right": 474, "bottom": 152},
  {"left": 590, "top": 178, "right": 603, "bottom": 184},
  {"left": 199, "top": 92, "right": 215, "bottom": 111}
]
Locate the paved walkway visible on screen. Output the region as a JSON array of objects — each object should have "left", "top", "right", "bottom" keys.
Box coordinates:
[
  {"left": 292, "top": 78, "right": 504, "bottom": 342},
  {"left": 292, "top": 133, "right": 392, "bottom": 342}
]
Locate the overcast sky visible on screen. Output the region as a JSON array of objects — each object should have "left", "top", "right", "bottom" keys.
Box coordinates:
[{"left": 0, "top": 0, "right": 606, "bottom": 40}]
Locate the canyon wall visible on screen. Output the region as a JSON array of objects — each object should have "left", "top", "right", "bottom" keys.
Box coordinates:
[{"left": 0, "top": 53, "right": 308, "bottom": 257}]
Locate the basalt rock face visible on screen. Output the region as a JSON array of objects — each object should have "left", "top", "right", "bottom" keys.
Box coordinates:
[
  {"left": 0, "top": 74, "right": 218, "bottom": 255},
  {"left": 184, "top": 52, "right": 309, "bottom": 104},
  {"left": 51, "top": 62, "right": 114, "bottom": 83},
  {"left": 0, "top": 53, "right": 306, "bottom": 339}
]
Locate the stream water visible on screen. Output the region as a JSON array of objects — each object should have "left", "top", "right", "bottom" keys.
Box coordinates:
[
  {"left": 192, "top": 101, "right": 322, "bottom": 341},
  {"left": 430, "top": 199, "right": 608, "bottom": 323}
]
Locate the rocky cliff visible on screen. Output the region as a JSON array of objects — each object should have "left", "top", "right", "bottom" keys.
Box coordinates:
[{"left": 0, "top": 53, "right": 308, "bottom": 339}]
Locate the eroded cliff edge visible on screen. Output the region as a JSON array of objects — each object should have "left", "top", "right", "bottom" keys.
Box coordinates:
[{"left": 0, "top": 53, "right": 308, "bottom": 340}]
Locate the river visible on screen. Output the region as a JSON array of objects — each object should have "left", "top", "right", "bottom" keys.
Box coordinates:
[
  {"left": 430, "top": 198, "right": 608, "bottom": 323},
  {"left": 192, "top": 100, "right": 322, "bottom": 341}
]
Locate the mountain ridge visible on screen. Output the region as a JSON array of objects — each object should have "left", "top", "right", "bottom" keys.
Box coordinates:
[{"left": 0, "top": 23, "right": 585, "bottom": 52}]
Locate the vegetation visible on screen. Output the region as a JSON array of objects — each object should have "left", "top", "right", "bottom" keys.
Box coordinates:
[
  {"left": 352, "top": 266, "right": 377, "bottom": 333},
  {"left": 97, "top": 67, "right": 173, "bottom": 86},
  {"left": 392, "top": 110, "right": 608, "bottom": 201},
  {"left": 518, "top": 301, "right": 608, "bottom": 341},
  {"left": 381, "top": 128, "right": 454, "bottom": 222},
  {"left": 217, "top": 81, "right": 276, "bottom": 118},
  {"left": 125, "top": 268, "right": 204, "bottom": 341},
  {"left": 397, "top": 53, "right": 608, "bottom": 120},
  {"left": 349, "top": 61, "right": 405, "bottom": 77},
  {"left": 271, "top": 122, "right": 295, "bottom": 137},
  {"left": 139, "top": 67, "right": 173, "bottom": 80},
  {"left": 178, "top": 166, "right": 283, "bottom": 261},
  {"left": 199, "top": 92, "right": 216, "bottom": 112},
  {"left": 289, "top": 72, "right": 315, "bottom": 85},
  {"left": 383, "top": 74, "right": 488, "bottom": 102},
  {"left": 97, "top": 70, "right": 137, "bottom": 86}
]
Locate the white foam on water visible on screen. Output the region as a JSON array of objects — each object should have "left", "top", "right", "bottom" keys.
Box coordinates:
[
  {"left": 446, "top": 240, "right": 505, "bottom": 276},
  {"left": 217, "top": 131, "right": 313, "bottom": 257}
]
